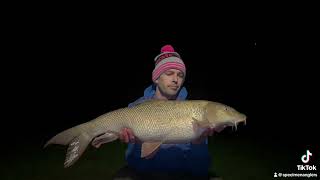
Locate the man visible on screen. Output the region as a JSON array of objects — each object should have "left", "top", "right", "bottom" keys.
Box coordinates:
[{"left": 112, "top": 45, "right": 221, "bottom": 179}]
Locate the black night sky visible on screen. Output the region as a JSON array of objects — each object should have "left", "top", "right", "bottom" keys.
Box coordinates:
[{"left": 3, "top": 8, "right": 319, "bottom": 179}]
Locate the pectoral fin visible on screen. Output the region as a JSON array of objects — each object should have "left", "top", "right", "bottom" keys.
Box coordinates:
[
  {"left": 141, "top": 141, "right": 162, "bottom": 158},
  {"left": 214, "top": 124, "right": 227, "bottom": 132},
  {"left": 192, "top": 117, "right": 210, "bottom": 128}
]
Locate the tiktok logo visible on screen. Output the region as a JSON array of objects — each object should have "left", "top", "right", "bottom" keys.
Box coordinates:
[
  {"left": 297, "top": 150, "right": 317, "bottom": 171},
  {"left": 301, "top": 150, "right": 312, "bottom": 163}
]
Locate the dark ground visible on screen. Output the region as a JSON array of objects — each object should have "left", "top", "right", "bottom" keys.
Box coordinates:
[{"left": 2, "top": 5, "right": 319, "bottom": 180}]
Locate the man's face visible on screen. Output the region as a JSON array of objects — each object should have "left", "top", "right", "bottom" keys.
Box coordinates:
[{"left": 155, "top": 69, "right": 185, "bottom": 97}]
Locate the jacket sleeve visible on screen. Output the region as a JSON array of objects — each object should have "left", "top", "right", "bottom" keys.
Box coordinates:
[{"left": 184, "top": 138, "right": 212, "bottom": 176}]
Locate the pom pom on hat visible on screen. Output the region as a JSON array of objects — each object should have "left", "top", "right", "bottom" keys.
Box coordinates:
[
  {"left": 161, "top": 45, "right": 175, "bottom": 53},
  {"left": 152, "top": 44, "right": 186, "bottom": 82}
]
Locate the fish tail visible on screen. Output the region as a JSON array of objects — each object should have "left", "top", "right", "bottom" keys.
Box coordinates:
[
  {"left": 63, "top": 132, "right": 92, "bottom": 167},
  {"left": 44, "top": 123, "right": 89, "bottom": 148},
  {"left": 44, "top": 123, "right": 96, "bottom": 167}
]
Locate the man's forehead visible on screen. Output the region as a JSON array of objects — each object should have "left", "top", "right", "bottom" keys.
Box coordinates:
[{"left": 165, "top": 69, "right": 183, "bottom": 74}]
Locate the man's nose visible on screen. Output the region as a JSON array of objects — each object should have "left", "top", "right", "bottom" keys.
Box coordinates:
[{"left": 172, "top": 75, "right": 178, "bottom": 83}]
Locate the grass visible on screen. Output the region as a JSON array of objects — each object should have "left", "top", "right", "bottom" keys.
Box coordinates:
[{"left": 4, "top": 134, "right": 299, "bottom": 180}]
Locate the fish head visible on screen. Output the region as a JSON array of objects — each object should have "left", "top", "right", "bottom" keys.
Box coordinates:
[{"left": 205, "top": 102, "right": 247, "bottom": 130}]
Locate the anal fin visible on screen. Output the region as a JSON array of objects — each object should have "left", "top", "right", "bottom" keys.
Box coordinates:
[{"left": 91, "top": 132, "right": 118, "bottom": 148}]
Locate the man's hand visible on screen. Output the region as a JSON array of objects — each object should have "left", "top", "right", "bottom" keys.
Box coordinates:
[{"left": 119, "top": 128, "right": 141, "bottom": 144}]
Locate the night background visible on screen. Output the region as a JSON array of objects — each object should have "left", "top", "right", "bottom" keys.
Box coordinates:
[{"left": 3, "top": 5, "right": 319, "bottom": 180}]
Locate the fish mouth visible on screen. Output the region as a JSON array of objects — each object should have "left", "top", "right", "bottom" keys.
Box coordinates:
[{"left": 212, "top": 118, "right": 247, "bottom": 132}]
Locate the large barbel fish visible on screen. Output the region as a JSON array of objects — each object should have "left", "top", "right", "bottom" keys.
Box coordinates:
[{"left": 44, "top": 100, "right": 246, "bottom": 167}]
